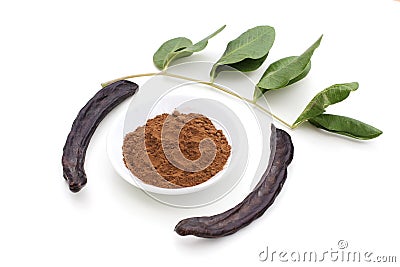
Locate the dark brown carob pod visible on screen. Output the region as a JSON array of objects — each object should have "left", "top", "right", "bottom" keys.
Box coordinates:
[
  {"left": 62, "top": 80, "right": 139, "bottom": 192},
  {"left": 175, "top": 124, "right": 294, "bottom": 238}
]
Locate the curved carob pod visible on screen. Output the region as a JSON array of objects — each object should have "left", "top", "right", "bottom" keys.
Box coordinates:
[
  {"left": 62, "top": 80, "right": 139, "bottom": 192},
  {"left": 175, "top": 124, "right": 294, "bottom": 238}
]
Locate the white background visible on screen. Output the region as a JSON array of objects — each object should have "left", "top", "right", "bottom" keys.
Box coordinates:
[{"left": 1, "top": 0, "right": 399, "bottom": 266}]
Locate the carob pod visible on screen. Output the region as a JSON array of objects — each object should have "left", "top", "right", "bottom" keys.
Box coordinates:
[
  {"left": 62, "top": 80, "right": 139, "bottom": 192},
  {"left": 175, "top": 124, "right": 294, "bottom": 238}
]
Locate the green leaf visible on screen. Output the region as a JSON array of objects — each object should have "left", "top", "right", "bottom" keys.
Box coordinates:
[
  {"left": 153, "top": 25, "right": 225, "bottom": 70},
  {"left": 215, "top": 53, "right": 269, "bottom": 73},
  {"left": 293, "top": 82, "right": 359, "bottom": 127},
  {"left": 211, "top": 25, "right": 275, "bottom": 79},
  {"left": 153, "top": 37, "right": 193, "bottom": 70},
  {"left": 289, "top": 60, "right": 311, "bottom": 84},
  {"left": 257, "top": 35, "right": 322, "bottom": 92},
  {"left": 183, "top": 25, "right": 226, "bottom": 53},
  {"left": 215, "top": 26, "right": 275, "bottom": 65},
  {"left": 308, "top": 114, "right": 382, "bottom": 140},
  {"left": 254, "top": 56, "right": 311, "bottom": 100}
]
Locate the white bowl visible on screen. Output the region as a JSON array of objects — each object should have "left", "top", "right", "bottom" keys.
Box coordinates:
[
  {"left": 107, "top": 93, "right": 247, "bottom": 195},
  {"left": 106, "top": 61, "right": 272, "bottom": 207}
]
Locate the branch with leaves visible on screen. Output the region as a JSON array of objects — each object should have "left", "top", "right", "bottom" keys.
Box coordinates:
[{"left": 102, "top": 25, "right": 382, "bottom": 140}]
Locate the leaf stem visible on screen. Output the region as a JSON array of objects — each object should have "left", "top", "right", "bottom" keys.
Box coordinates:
[
  {"left": 101, "top": 72, "right": 293, "bottom": 129},
  {"left": 209, "top": 66, "right": 217, "bottom": 83},
  {"left": 250, "top": 102, "right": 293, "bottom": 129},
  {"left": 101, "top": 72, "right": 158, "bottom": 87}
]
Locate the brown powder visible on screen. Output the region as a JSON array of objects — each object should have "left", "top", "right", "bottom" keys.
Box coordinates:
[{"left": 122, "top": 111, "right": 231, "bottom": 188}]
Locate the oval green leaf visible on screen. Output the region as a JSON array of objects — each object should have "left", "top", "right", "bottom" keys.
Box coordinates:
[
  {"left": 153, "top": 37, "right": 193, "bottom": 70},
  {"left": 308, "top": 114, "right": 382, "bottom": 140},
  {"left": 153, "top": 25, "right": 225, "bottom": 70},
  {"left": 257, "top": 35, "right": 322, "bottom": 91},
  {"left": 288, "top": 60, "right": 311, "bottom": 85},
  {"left": 254, "top": 56, "right": 311, "bottom": 100},
  {"left": 211, "top": 25, "right": 275, "bottom": 79},
  {"left": 293, "top": 82, "right": 359, "bottom": 127},
  {"left": 216, "top": 53, "right": 269, "bottom": 73}
]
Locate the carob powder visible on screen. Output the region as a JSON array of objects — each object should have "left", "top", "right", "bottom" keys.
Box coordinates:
[{"left": 122, "top": 111, "right": 231, "bottom": 188}]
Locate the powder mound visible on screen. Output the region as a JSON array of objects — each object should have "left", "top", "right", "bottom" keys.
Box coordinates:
[{"left": 122, "top": 111, "right": 231, "bottom": 188}]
